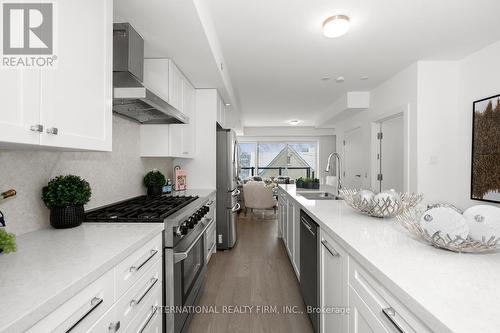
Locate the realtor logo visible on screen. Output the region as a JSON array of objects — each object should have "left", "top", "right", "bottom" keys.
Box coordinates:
[{"left": 1, "top": 2, "right": 57, "bottom": 68}]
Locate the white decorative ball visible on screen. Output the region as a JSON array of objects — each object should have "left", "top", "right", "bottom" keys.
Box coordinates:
[
  {"left": 463, "top": 205, "right": 500, "bottom": 241},
  {"left": 356, "top": 190, "right": 375, "bottom": 211},
  {"left": 374, "top": 190, "right": 401, "bottom": 205},
  {"left": 419, "top": 207, "right": 469, "bottom": 239}
]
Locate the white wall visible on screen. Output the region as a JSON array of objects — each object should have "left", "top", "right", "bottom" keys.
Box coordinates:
[
  {"left": 0, "top": 116, "right": 173, "bottom": 235},
  {"left": 173, "top": 89, "right": 218, "bottom": 189},
  {"left": 417, "top": 41, "right": 500, "bottom": 208},
  {"left": 332, "top": 64, "right": 419, "bottom": 192}
]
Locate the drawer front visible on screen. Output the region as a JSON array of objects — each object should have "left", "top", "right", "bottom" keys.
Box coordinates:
[
  {"left": 124, "top": 284, "right": 162, "bottom": 333},
  {"left": 115, "top": 234, "right": 162, "bottom": 298},
  {"left": 349, "top": 260, "right": 431, "bottom": 333},
  {"left": 86, "top": 304, "right": 119, "bottom": 333},
  {"left": 27, "top": 269, "right": 114, "bottom": 333},
  {"left": 115, "top": 257, "right": 162, "bottom": 331}
]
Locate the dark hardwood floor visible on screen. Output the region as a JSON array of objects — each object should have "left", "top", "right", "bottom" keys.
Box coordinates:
[{"left": 187, "top": 212, "right": 314, "bottom": 333}]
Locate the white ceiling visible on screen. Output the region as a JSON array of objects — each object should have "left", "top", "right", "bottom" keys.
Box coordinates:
[{"left": 206, "top": 0, "right": 500, "bottom": 127}]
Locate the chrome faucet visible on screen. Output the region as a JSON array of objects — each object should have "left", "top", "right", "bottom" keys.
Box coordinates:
[{"left": 325, "top": 152, "right": 342, "bottom": 195}]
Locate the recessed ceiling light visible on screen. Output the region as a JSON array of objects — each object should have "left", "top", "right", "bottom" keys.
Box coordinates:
[
  {"left": 322, "top": 15, "right": 350, "bottom": 38},
  {"left": 336, "top": 76, "right": 345, "bottom": 83},
  {"left": 225, "top": 103, "right": 231, "bottom": 106},
  {"left": 288, "top": 120, "right": 301, "bottom": 125}
]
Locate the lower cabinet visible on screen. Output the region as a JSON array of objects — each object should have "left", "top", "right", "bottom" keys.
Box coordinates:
[
  {"left": 278, "top": 189, "right": 300, "bottom": 279},
  {"left": 320, "top": 231, "right": 349, "bottom": 333},
  {"left": 27, "top": 233, "right": 163, "bottom": 333}
]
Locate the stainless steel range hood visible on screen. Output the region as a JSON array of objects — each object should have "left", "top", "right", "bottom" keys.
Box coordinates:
[{"left": 113, "top": 23, "right": 188, "bottom": 124}]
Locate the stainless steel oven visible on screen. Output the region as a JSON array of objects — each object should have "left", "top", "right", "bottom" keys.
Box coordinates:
[{"left": 173, "top": 229, "right": 207, "bottom": 333}]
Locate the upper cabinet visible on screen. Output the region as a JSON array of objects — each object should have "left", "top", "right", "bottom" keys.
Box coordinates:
[
  {"left": 141, "top": 58, "right": 196, "bottom": 158},
  {"left": 0, "top": 0, "right": 113, "bottom": 151}
]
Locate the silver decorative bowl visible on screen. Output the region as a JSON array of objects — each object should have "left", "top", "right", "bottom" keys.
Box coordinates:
[
  {"left": 396, "top": 208, "right": 500, "bottom": 253},
  {"left": 340, "top": 189, "right": 423, "bottom": 218}
]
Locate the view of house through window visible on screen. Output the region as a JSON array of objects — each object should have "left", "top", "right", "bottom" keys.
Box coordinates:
[{"left": 238, "top": 142, "right": 317, "bottom": 180}]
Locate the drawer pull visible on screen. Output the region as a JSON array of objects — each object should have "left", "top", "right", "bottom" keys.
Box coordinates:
[
  {"left": 130, "top": 278, "right": 159, "bottom": 306},
  {"left": 321, "top": 239, "right": 339, "bottom": 257},
  {"left": 137, "top": 306, "right": 158, "bottom": 333},
  {"left": 130, "top": 249, "right": 158, "bottom": 272},
  {"left": 382, "top": 307, "right": 407, "bottom": 333},
  {"left": 65, "top": 297, "right": 103, "bottom": 332}
]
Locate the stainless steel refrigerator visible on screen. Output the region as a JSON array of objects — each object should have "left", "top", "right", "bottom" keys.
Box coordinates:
[{"left": 216, "top": 126, "right": 239, "bottom": 250}]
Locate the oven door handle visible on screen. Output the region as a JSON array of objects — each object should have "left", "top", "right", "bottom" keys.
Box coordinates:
[{"left": 174, "top": 218, "right": 213, "bottom": 263}]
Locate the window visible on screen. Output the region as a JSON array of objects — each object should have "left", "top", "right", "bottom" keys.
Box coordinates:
[{"left": 238, "top": 141, "right": 317, "bottom": 180}]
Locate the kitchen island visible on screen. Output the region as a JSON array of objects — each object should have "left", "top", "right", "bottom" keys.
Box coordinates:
[{"left": 278, "top": 184, "right": 500, "bottom": 333}]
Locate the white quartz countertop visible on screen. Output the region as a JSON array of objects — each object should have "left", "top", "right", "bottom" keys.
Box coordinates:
[
  {"left": 279, "top": 184, "right": 500, "bottom": 333},
  {"left": 0, "top": 223, "right": 164, "bottom": 333}
]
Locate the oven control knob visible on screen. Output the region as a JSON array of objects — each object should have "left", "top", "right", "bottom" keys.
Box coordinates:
[
  {"left": 203, "top": 206, "right": 209, "bottom": 214},
  {"left": 177, "top": 224, "right": 188, "bottom": 236},
  {"left": 187, "top": 217, "right": 196, "bottom": 228}
]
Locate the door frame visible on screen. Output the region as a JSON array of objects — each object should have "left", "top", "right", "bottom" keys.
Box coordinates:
[
  {"left": 370, "top": 104, "right": 410, "bottom": 192},
  {"left": 342, "top": 125, "right": 363, "bottom": 188}
]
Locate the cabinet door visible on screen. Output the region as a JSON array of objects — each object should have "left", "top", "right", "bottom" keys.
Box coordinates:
[
  {"left": 168, "top": 124, "right": 183, "bottom": 157},
  {"left": 287, "top": 200, "right": 294, "bottom": 259},
  {"left": 0, "top": 70, "right": 41, "bottom": 145},
  {"left": 349, "top": 287, "right": 389, "bottom": 333},
  {"left": 39, "top": 0, "right": 112, "bottom": 151},
  {"left": 144, "top": 58, "right": 169, "bottom": 101},
  {"left": 181, "top": 79, "right": 196, "bottom": 156},
  {"left": 320, "top": 232, "right": 349, "bottom": 333},
  {"left": 168, "top": 60, "right": 183, "bottom": 112}
]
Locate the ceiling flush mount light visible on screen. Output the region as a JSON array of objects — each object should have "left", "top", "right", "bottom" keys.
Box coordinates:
[
  {"left": 322, "top": 15, "right": 350, "bottom": 38},
  {"left": 336, "top": 76, "right": 345, "bottom": 83},
  {"left": 225, "top": 103, "right": 231, "bottom": 106},
  {"left": 288, "top": 120, "right": 301, "bottom": 126}
]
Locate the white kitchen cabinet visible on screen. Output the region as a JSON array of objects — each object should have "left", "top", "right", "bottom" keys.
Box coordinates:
[
  {"left": 286, "top": 200, "right": 294, "bottom": 259},
  {"left": 278, "top": 189, "right": 300, "bottom": 279},
  {"left": 0, "top": 71, "right": 40, "bottom": 145},
  {"left": 216, "top": 93, "right": 227, "bottom": 128},
  {"left": 168, "top": 60, "right": 184, "bottom": 112},
  {"left": 320, "top": 231, "right": 349, "bottom": 333},
  {"left": 0, "top": 0, "right": 112, "bottom": 151},
  {"left": 27, "top": 233, "right": 163, "bottom": 333},
  {"left": 349, "top": 259, "right": 430, "bottom": 333},
  {"left": 141, "top": 58, "right": 196, "bottom": 157}
]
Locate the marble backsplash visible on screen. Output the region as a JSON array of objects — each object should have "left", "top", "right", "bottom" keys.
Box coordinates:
[{"left": 0, "top": 116, "right": 173, "bottom": 235}]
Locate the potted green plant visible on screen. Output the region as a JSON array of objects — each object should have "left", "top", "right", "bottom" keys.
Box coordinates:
[
  {"left": 0, "top": 229, "right": 16, "bottom": 254},
  {"left": 296, "top": 177, "right": 304, "bottom": 188},
  {"left": 144, "top": 170, "right": 166, "bottom": 196},
  {"left": 42, "top": 175, "right": 91, "bottom": 229}
]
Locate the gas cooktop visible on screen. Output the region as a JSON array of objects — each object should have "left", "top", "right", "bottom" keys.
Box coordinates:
[{"left": 85, "top": 195, "right": 199, "bottom": 222}]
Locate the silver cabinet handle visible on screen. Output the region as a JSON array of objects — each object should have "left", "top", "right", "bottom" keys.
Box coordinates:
[
  {"left": 130, "top": 278, "right": 158, "bottom": 306},
  {"left": 130, "top": 249, "right": 158, "bottom": 272},
  {"left": 321, "top": 239, "right": 339, "bottom": 257},
  {"left": 65, "top": 297, "right": 103, "bottom": 332},
  {"left": 301, "top": 217, "right": 315, "bottom": 236},
  {"left": 231, "top": 202, "right": 241, "bottom": 213},
  {"left": 137, "top": 306, "right": 158, "bottom": 333},
  {"left": 382, "top": 307, "right": 407, "bottom": 333},
  {"left": 30, "top": 124, "right": 43, "bottom": 132},
  {"left": 108, "top": 321, "right": 121, "bottom": 332},
  {"left": 46, "top": 127, "right": 58, "bottom": 135}
]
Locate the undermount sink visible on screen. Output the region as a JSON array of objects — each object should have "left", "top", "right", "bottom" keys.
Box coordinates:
[{"left": 296, "top": 191, "right": 342, "bottom": 200}]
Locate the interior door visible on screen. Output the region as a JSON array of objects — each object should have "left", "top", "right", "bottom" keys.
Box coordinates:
[
  {"left": 378, "top": 115, "right": 404, "bottom": 192},
  {"left": 343, "top": 127, "right": 364, "bottom": 189}
]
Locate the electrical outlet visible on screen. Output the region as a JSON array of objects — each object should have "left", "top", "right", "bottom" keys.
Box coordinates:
[{"left": 218, "top": 234, "right": 223, "bottom": 244}]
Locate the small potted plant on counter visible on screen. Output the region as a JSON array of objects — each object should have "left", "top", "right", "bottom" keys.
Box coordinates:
[
  {"left": 144, "top": 170, "right": 166, "bottom": 197},
  {"left": 0, "top": 228, "right": 16, "bottom": 254},
  {"left": 42, "top": 175, "right": 91, "bottom": 229}
]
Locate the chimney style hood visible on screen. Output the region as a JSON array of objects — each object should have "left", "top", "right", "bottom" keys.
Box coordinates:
[{"left": 113, "top": 23, "right": 188, "bottom": 124}]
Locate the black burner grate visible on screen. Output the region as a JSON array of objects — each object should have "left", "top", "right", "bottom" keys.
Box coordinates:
[{"left": 85, "top": 195, "right": 199, "bottom": 222}]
